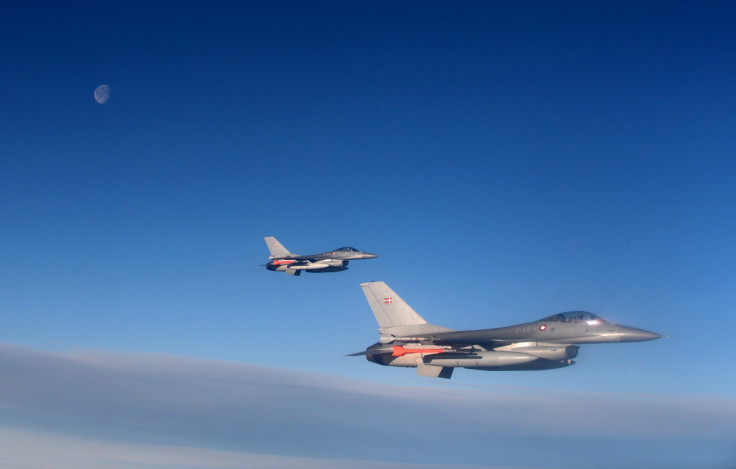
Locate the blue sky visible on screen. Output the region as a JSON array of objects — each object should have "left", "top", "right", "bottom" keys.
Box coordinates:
[{"left": 1, "top": 1, "right": 735, "bottom": 468}]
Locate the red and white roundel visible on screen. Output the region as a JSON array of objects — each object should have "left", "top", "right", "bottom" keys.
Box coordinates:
[{"left": 539, "top": 324, "right": 547, "bottom": 331}]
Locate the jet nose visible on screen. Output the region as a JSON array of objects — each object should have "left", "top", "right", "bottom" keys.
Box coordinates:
[
  {"left": 361, "top": 252, "right": 379, "bottom": 259},
  {"left": 618, "top": 326, "right": 662, "bottom": 342}
]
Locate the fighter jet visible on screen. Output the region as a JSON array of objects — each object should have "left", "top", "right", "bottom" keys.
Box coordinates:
[
  {"left": 351, "top": 281, "right": 662, "bottom": 379},
  {"left": 263, "top": 236, "right": 378, "bottom": 276}
]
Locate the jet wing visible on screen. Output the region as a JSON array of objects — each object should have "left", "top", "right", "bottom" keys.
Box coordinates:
[
  {"left": 416, "top": 336, "right": 511, "bottom": 350},
  {"left": 415, "top": 325, "right": 530, "bottom": 346},
  {"left": 290, "top": 254, "right": 328, "bottom": 262}
]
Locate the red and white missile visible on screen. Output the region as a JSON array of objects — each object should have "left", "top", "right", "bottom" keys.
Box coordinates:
[
  {"left": 392, "top": 345, "right": 445, "bottom": 357},
  {"left": 272, "top": 259, "right": 296, "bottom": 266}
]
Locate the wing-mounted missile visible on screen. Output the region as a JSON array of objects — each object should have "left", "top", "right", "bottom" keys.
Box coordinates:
[
  {"left": 321, "top": 259, "right": 346, "bottom": 267},
  {"left": 495, "top": 343, "right": 579, "bottom": 361},
  {"left": 391, "top": 345, "right": 446, "bottom": 357},
  {"left": 288, "top": 262, "right": 331, "bottom": 270},
  {"left": 273, "top": 260, "right": 344, "bottom": 271},
  {"left": 423, "top": 351, "right": 537, "bottom": 368}
]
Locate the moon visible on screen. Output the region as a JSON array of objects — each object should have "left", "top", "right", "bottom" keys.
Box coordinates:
[{"left": 94, "top": 84, "right": 110, "bottom": 104}]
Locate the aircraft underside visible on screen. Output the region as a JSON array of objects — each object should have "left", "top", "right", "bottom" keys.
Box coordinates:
[
  {"left": 364, "top": 343, "right": 579, "bottom": 376},
  {"left": 267, "top": 260, "right": 349, "bottom": 275}
]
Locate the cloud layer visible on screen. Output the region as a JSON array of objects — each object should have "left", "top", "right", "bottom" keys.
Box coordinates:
[{"left": 1, "top": 343, "right": 734, "bottom": 469}]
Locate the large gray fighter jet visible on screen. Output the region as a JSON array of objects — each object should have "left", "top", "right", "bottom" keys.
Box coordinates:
[
  {"left": 351, "top": 281, "right": 662, "bottom": 379},
  {"left": 264, "top": 236, "right": 378, "bottom": 276}
]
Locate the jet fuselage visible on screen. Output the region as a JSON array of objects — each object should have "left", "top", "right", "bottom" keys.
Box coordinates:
[
  {"left": 264, "top": 237, "right": 377, "bottom": 276},
  {"left": 354, "top": 282, "right": 662, "bottom": 378}
]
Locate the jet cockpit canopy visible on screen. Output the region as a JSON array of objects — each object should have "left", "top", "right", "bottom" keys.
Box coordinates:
[
  {"left": 335, "top": 246, "right": 359, "bottom": 252},
  {"left": 539, "top": 311, "right": 609, "bottom": 325}
]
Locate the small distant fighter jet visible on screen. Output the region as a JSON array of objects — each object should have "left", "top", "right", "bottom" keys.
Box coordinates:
[
  {"left": 264, "top": 236, "right": 378, "bottom": 276},
  {"left": 351, "top": 281, "right": 662, "bottom": 379}
]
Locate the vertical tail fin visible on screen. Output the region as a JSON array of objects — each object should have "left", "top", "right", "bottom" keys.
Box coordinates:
[
  {"left": 264, "top": 237, "right": 292, "bottom": 258},
  {"left": 360, "top": 282, "right": 454, "bottom": 339},
  {"left": 360, "top": 281, "right": 427, "bottom": 328}
]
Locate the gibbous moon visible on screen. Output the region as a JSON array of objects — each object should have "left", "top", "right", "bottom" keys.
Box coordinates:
[{"left": 94, "top": 84, "right": 111, "bottom": 104}]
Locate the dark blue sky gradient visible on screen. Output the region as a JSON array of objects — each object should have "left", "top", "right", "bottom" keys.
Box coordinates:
[{"left": 1, "top": 2, "right": 736, "bottom": 467}]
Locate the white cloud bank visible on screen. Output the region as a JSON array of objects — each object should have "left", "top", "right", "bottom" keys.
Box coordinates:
[
  {"left": 0, "top": 428, "right": 507, "bottom": 469},
  {"left": 1, "top": 343, "right": 734, "bottom": 469}
]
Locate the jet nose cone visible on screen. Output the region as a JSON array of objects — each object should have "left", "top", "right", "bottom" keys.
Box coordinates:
[
  {"left": 619, "top": 326, "right": 662, "bottom": 342},
  {"left": 362, "top": 252, "right": 379, "bottom": 259}
]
